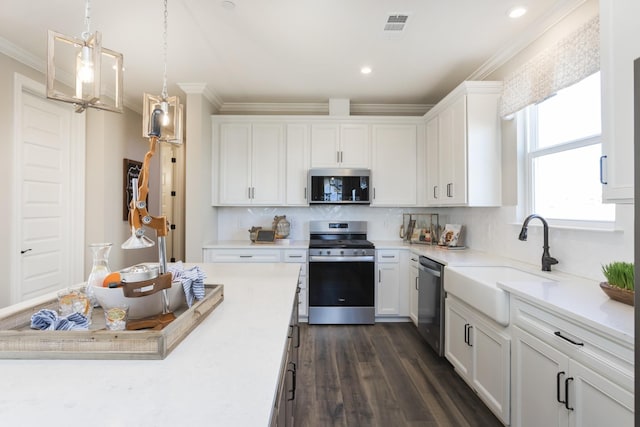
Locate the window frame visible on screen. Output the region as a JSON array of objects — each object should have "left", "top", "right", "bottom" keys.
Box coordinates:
[{"left": 521, "top": 99, "right": 615, "bottom": 230}]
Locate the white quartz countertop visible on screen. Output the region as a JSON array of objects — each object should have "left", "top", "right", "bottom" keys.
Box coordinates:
[
  {"left": 203, "top": 240, "right": 309, "bottom": 249},
  {"left": 374, "top": 240, "right": 634, "bottom": 346},
  {"left": 0, "top": 262, "right": 301, "bottom": 427},
  {"left": 497, "top": 275, "right": 634, "bottom": 346}
]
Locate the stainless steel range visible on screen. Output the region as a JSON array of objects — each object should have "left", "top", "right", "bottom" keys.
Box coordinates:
[{"left": 308, "top": 221, "right": 375, "bottom": 325}]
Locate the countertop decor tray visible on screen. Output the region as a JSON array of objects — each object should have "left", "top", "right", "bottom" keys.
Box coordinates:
[{"left": 0, "top": 284, "right": 224, "bottom": 360}]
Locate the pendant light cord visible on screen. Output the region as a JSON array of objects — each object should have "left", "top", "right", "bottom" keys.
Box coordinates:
[
  {"left": 82, "top": 0, "right": 91, "bottom": 41},
  {"left": 162, "top": 0, "right": 168, "bottom": 100}
]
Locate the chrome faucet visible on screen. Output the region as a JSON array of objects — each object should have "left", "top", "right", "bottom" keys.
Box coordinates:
[{"left": 518, "top": 214, "right": 558, "bottom": 271}]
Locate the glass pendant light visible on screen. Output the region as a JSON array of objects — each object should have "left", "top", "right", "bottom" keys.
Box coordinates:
[
  {"left": 46, "top": 0, "right": 123, "bottom": 113},
  {"left": 142, "top": 0, "right": 183, "bottom": 144}
]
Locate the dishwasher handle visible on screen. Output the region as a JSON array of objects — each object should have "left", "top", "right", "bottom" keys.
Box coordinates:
[{"left": 418, "top": 257, "right": 443, "bottom": 277}]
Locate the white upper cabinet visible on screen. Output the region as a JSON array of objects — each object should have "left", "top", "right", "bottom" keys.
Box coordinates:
[
  {"left": 310, "top": 123, "right": 370, "bottom": 168},
  {"left": 425, "top": 117, "right": 440, "bottom": 205},
  {"left": 600, "top": 0, "right": 639, "bottom": 203},
  {"left": 286, "top": 124, "right": 310, "bottom": 205},
  {"left": 214, "top": 120, "right": 285, "bottom": 206},
  {"left": 424, "top": 81, "right": 502, "bottom": 207},
  {"left": 371, "top": 124, "right": 418, "bottom": 206}
]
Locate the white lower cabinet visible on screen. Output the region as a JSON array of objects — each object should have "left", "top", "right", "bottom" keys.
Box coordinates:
[
  {"left": 203, "top": 248, "right": 281, "bottom": 263},
  {"left": 376, "top": 250, "right": 401, "bottom": 316},
  {"left": 283, "top": 250, "right": 308, "bottom": 318},
  {"left": 203, "top": 247, "right": 308, "bottom": 319},
  {"left": 271, "top": 290, "right": 299, "bottom": 427},
  {"left": 445, "top": 296, "right": 510, "bottom": 424},
  {"left": 408, "top": 254, "right": 419, "bottom": 326},
  {"left": 510, "top": 297, "right": 633, "bottom": 427}
]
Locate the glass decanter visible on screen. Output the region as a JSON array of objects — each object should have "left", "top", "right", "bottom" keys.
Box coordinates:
[{"left": 85, "top": 243, "right": 112, "bottom": 305}]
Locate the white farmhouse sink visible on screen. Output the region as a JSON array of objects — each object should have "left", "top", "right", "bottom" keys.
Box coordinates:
[{"left": 444, "top": 266, "right": 555, "bottom": 326}]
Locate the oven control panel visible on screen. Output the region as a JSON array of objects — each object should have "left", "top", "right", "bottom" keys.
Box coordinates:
[{"left": 309, "top": 248, "right": 375, "bottom": 257}]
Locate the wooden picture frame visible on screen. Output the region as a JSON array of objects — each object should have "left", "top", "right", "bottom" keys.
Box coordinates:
[
  {"left": 254, "top": 229, "right": 276, "bottom": 244},
  {"left": 123, "top": 159, "right": 143, "bottom": 221}
]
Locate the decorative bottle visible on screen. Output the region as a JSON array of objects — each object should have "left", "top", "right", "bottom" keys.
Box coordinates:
[{"left": 85, "top": 243, "right": 112, "bottom": 305}]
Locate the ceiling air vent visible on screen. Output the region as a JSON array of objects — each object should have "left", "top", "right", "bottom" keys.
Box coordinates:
[{"left": 384, "top": 14, "right": 409, "bottom": 31}]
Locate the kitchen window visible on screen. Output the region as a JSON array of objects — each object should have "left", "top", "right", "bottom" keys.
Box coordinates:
[{"left": 522, "top": 72, "right": 615, "bottom": 226}]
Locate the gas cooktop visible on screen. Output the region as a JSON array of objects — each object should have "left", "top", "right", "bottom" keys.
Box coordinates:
[{"left": 308, "top": 239, "right": 375, "bottom": 249}]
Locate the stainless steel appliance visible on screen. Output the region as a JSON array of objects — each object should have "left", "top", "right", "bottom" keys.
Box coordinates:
[
  {"left": 308, "top": 220, "right": 375, "bottom": 324},
  {"left": 418, "top": 256, "right": 445, "bottom": 356},
  {"left": 308, "top": 168, "right": 371, "bottom": 204}
]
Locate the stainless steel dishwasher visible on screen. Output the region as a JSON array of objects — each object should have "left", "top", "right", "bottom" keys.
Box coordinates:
[{"left": 418, "top": 256, "right": 445, "bottom": 356}]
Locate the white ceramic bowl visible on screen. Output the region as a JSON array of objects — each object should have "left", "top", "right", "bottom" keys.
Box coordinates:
[{"left": 92, "top": 280, "right": 186, "bottom": 319}]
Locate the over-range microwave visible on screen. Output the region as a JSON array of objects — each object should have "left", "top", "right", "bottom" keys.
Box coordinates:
[{"left": 308, "top": 168, "right": 371, "bottom": 204}]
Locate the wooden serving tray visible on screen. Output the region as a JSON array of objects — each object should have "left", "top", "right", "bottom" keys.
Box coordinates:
[{"left": 0, "top": 284, "right": 224, "bottom": 360}]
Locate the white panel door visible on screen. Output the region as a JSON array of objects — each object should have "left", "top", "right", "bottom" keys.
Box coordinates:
[
  {"left": 371, "top": 124, "right": 417, "bottom": 206},
  {"left": 310, "top": 124, "right": 340, "bottom": 167},
  {"left": 251, "top": 123, "right": 284, "bottom": 205},
  {"left": 219, "top": 123, "right": 252, "bottom": 204},
  {"left": 15, "top": 88, "right": 83, "bottom": 302},
  {"left": 511, "top": 326, "right": 569, "bottom": 427},
  {"left": 339, "top": 123, "right": 370, "bottom": 168},
  {"left": 568, "top": 359, "right": 634, "bottom": 427}
]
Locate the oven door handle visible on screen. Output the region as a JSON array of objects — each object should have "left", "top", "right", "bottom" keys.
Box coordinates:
[{"left": 309, "top": 255, "right": 375, "bottom": 262}]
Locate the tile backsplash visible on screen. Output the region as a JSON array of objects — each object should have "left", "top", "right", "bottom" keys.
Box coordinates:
[{"left": 215, "top": 204, "right": 633, "bottom": 282}]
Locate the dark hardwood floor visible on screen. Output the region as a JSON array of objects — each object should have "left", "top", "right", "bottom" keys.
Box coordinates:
[{"left": 294, "top": 322, "right": 503, "bottom": 427}]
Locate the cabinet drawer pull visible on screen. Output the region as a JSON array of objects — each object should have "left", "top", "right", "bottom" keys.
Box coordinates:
[
  {"left": 415, "top": 277, "right": 419, "bottom": 291},
  {"left": 287, "top": 361, "right": 297, "bottom": 401},
  {"left": 433, "top": 185, "right": 438, "bottom": 199},
  {"left": 288, "top": 255, "right": 303, "bottom": 258},
  {"left": 554, "top": 331, "right": 584, "bottom": 346},
  {"left": 556, "top": 371, "right": 566, "bottom": 404},
  {"left": 564, "top": 377, "right": 574, "bottom": 411},
  {"left": 381, "top": 255, "right": 395, "bottom": 259},
  {"left": 239, "top": 255, "right": 253, "bottom": 258}
]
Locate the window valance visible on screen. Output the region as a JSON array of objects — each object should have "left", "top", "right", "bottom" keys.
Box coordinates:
[{"left": 499, "top": 15, "right": 600, "bottom": 118}]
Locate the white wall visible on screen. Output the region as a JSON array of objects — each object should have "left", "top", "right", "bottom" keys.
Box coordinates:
[
  {"left": 0, "top": 51, "right": 161, "bottom": 308},
  {"left": 84, "top": 107, "right": 160, "bottom": 275},
  {"left": 183, "top": 88, "right": 219, "bottom": 262}
]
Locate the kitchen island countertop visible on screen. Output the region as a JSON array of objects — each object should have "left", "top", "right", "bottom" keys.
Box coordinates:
[{"left": 0, "top": 262, "right": 301, "bottom": 427}]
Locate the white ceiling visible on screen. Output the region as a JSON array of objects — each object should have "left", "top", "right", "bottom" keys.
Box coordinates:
[{"left": 0, "top": 0, "right": 583, "bottom": 114}]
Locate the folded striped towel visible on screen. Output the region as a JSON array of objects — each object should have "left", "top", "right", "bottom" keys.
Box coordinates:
[
  {"left": 168, "top": 262, "right": 207, "bottom": 308},
  {"left": 30, "top": 309, "right": 90, "bottom": 331}
]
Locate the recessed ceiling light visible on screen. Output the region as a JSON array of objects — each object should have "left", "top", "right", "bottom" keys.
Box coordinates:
[
  {"left": 361, "top": 66, "right": 372, "bottom": 75},
  {"left": 508, "top": 6, "right": 527, "bottom": 18}
]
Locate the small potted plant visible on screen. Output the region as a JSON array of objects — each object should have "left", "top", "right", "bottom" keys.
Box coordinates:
[{"left": 600, "top": 262, "right": 635, "bottom": 306}]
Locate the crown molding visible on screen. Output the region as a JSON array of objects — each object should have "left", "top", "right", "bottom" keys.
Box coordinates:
[
  {"left": 351, "top": 103, "right": 431, "bottom": 116},
  {"left": 178, "top": 83, "right": 224, "bottom": 110},
  {"left": 0, "top": 35, "right": 44, "bottom": 73},
  {"left": 467, "top": 0, "right": 588, "bottom": 80},
  {"left": 0, "top": 36, "right": 141, "bottom": 114},
  {"left": 220, "top": 102, "right": 328, "bottom": 115},
  {"left": 217, "top": 101, "right": 431, "bottom": 116}
]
